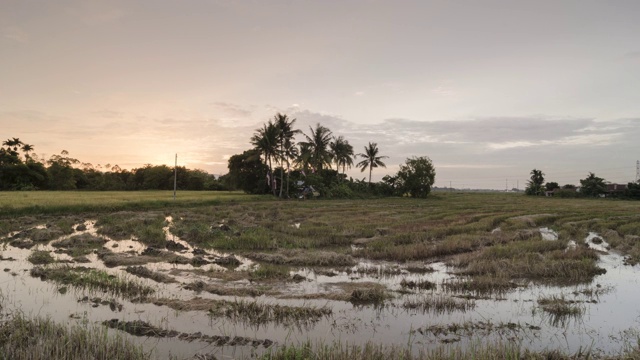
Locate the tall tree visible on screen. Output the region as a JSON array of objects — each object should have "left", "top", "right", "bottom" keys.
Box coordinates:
[
  {"left": 47, "top": 150, "right": 79, "bottom": 190},
  {"left": 580, "top": 172, "right": 607, "bottom": 197},
  {"left": 356, "top": 142, "right": 388, "bottom": 184},
  {"left": 525, "top": 169, "right": 545, "bottom": 195},
  {"left": 251, "top": 121, "right": 278, "bottom": 195},
  {"left": 396, "top": 156, "right": 436, "bottom": 198},
  {"left": 300, "top": 123, "right": 333, "bottom": 171},
  {"left": 294, "top": 142, "right": 312, "bottom": 173},
  {"left": 330, "top": 136, "right": 355, "bottom": 179},
  {"left": 21, "top": 143, "right": 34, "bottom": 161},
  {"left": 273, "top": 113, "right": 299, "bottom": 198},
  {"left": 2, "top": 138, "right": 23, "bottom": 158}
]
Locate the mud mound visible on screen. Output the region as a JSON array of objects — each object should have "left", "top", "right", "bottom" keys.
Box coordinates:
[{"left": 102, "top": 319, "right": 274, "bottom": 347}]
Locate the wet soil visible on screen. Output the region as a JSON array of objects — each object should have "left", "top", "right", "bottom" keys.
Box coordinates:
[{"left": 2, "top": 210, "right": 640, "bottom": 359}]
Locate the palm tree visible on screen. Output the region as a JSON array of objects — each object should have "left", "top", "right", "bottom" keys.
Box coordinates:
[
  {"left": 283, "top": 140, "right": 299, "bottom": 196},
  {"left": 2, "top": 137, "right": 23, "bottom": 157},
  {"left": 21, "top": 143, "right": 34, "bottom": 161},
  {"left": 251, "top": 121, "right": 279, "bottom": 195},
  {"left": 356, "top": 142, "right": 388, "bottom": 185},
  {"left": 525, "top": 169, "right": 545, "bottom": 195},
  {"left": 294, "top": 142, "right": 313, "bottom": 173},
  {"left": 273, "top": 113, "right": 300, "bottom": 198},
  {"left": 330, "top": 136, "right": 354, "bottom": 179},
  {"left": 300, "top": 123, "right": 333, "bottom": 171}
]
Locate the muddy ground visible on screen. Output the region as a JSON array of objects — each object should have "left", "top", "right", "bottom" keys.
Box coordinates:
[{"left": 2, "top": 197, "right": 640, "bottom": 359}]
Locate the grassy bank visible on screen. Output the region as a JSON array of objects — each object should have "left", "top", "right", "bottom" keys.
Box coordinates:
[
  {"left": 0, "top": 190, "right": 266, "bottom": 216},
  {"left": 260, "top": 340, "right": 640, "bottom": 360}
]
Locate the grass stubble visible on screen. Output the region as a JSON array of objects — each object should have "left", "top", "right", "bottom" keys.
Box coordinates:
[{"left": 3, "top": 192, "right": 640, "bottom": 359}]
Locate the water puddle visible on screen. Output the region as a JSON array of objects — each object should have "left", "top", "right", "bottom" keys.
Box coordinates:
[
  {"left": 539, "top": 227, "right": 559, "bottom": 241},
  {"left": 1, "top": 227, "right": 639, "bottom": 358},
  {"left": 585, "top": 232, "right": 610, "bottom": 252}
]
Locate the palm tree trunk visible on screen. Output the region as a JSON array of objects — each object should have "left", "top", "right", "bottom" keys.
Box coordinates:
[
  {"left": 268, "top": 156, "right": 275, "bottom": 196},
  {"left": 369, "top": 166, "right": 372, "bottom": 185},
  {"left": 279, "top": 144, "right": 284, "bottom": 198},
  {"left": 286, "top": 160, "right": 290, "bottom": 198}
]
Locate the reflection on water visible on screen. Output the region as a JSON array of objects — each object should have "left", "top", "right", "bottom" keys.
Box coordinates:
[{"left": 1, "top": 225, "right": 640, "bottom": 358}]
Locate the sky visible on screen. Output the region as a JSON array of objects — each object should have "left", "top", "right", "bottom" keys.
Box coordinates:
[{"left": 1, "top": 0, "right": 639, "bottom": 189}]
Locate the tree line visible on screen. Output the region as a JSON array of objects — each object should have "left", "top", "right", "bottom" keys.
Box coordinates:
[
  {"left": 2, "top": 114, "right": 437, "bottom": 198},
  {"left": 225, "top": 113, "right": 436, "bottom": 198},
  {"left": 525, "top": 168, "right": 640, "bottom": 199},
  {"left": 0, "top": 138, "right": 225, "bottom": 191}
]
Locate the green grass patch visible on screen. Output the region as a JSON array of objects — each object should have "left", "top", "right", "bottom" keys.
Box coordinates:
[
  {"left": 0, "top": 190, "right": 266, "bottom": 216},
  {"left": 30, "top": 265, "right": 154, "bottom": 299},
  {"left": 0, "top": 313, "right": 149, "bottom": 360},
  {"left": 27, "top": 250, "right": 55, "bottom": 265}
]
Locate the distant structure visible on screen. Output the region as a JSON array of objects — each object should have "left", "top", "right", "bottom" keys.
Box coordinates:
[{"left": 636, "top": 160, "right": 639, "bottom": 182}]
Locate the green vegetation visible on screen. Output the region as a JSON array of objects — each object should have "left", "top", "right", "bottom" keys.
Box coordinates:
[
  {"left": 27, "top": 250, "right": 55, "bottom": 265},
  {"left": 249, "top": 264, "right": 291, "bottom": 280},
  {"left": 0, "top": 190, "right": 262, "bottom": 216},
  {"left": 154, "top": 297, "right": 331, "bottom": 328},
  {"left": 0, "top": 313, "right": 149, "bottom": 360},
  {"left": 30, "top": 265, "right": 155, "bottom": 299},
  {"left": 0, "top": 138, "right": 227, "bottom": 191},
  {"left": 209, "top": 299, "right": 332, "bottom": 328},
  {"left": 395, "top": 156, "right": 436, "bottom": 198},
  {"left": 52, "top": 233, "right": 105, "bottom": 257},
  {"left": 525, "top": 169, "right": 545, "bottom": 195},
  {"left": 349, "top": 287, "right": 389, "bottom": 305},
  {"left": 260, "top": 339, "right": 640, "bottom": 360},
  {"left": 96, "top": 212, "right": 166, "bottom": 246},
  {"left": 402, "top": 295, "right": 475, "bottom": 314},
  {"left": 580, "top": 172, "right": 607, "bottom": 197},
  {"left": 3, "top": 191, "right": 640, "bottom": 358},
  {"left": 537, "top": 295, "right": 585, "bottom": 326},
  {"left": 356, "top": 142, "right": 388, "bottom": 185}
]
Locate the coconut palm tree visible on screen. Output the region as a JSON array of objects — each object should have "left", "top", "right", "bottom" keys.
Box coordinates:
[
  {"left": 250, "top": 121, "right": 279, "bottom": 195},
  {"left": 356, "top": 142, "right": 388, "bottom": 185},
  {"left": 294, "top": 142, "right": 312, "bottom": 173},
  {"left": 330, "top": 136, "right": 354, "bottom": 179},
  {"left": 283, "top": 140, "right": 300, "bottom": 196},
  {"left": 525, "top": 168, "right": 545, "bottom": 195},
  {"left": 300, "top": 123, "right": 333, "bottom": 171},
  {"left": 273, "top": 113, "right": 300, "bottom": 197}
]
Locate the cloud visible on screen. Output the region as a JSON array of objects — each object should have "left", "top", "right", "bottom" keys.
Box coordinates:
[
  {"left": 3, "top": 104, "right": 638, "bottom": 187},
  {"left": 211, "top": 102, "right": 254, "bottom": 118}
]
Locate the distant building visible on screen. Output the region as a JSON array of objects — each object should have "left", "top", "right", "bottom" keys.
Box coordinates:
[{"left": 605, "top": 183, "right": 628, "bottom": 197}]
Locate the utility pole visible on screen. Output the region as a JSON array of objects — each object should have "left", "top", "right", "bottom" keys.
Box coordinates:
[
  {"left": 449, "top": 181, "right": 452, "bottom": 192},
  {"left": 636, "top": 160, "right": 639, "bottom": 182},
  {"left": 505, "top": 178, "right": 508, "bottom": 192},
  {"left": 173, "top": 154, "right": 177, "bottom": 200}
]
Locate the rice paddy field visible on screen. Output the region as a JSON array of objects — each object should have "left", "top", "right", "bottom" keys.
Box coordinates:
[{"left": 2, "top": 191, "right": 640, "bottom": 359}]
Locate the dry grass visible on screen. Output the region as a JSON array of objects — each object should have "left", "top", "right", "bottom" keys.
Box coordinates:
[
  {"left": 0, "top": 313, "right": 148, "bottom": 360},
  {"left": 152, "top": 297, "right": 331, "bottom": 329},
  {"left": 260, "top": 339, "right": 610, "bottom": 360},
  {"left": 30, "top": 265, "right": 155, "bottom": 299},
  {"left": 402, "top": 295, "right": 475, "bottom": 314}
]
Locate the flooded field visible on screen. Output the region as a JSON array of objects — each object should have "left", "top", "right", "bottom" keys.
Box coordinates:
[{"left": 2, "top": 193, "right": 640, "bottom": 359}]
